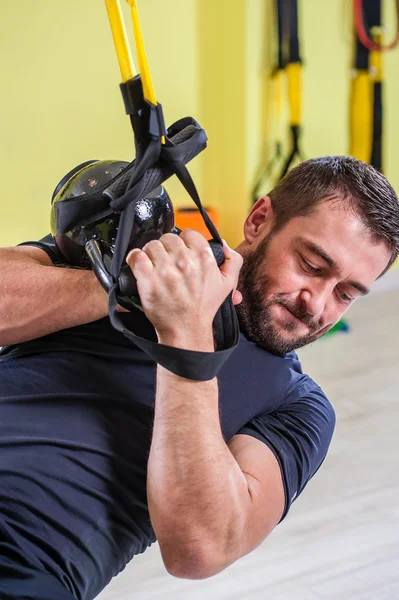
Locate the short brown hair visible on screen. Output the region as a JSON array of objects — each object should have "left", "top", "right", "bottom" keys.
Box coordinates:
[{"left": 268, "top": 156, "right": 399, "bottom": 271}]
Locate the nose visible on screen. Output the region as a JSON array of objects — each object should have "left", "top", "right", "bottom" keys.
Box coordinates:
[{"left": 300, "top": 280, "right": 334, "bottom": 319}]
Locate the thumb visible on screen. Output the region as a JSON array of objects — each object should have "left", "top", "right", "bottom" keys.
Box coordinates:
[{"left": 219, "top": 240, "right": 243, "bottom": 287}]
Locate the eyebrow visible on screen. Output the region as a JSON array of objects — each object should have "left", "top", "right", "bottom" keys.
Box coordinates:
[
  {"left": 298, "top": 237, "right": 370, "bottom": 296},
  {"left": 347, "top": 281, "right": 370, "bottom": 296}
]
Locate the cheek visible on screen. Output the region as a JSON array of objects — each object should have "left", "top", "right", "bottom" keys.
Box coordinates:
[
  {"left": 268, "top": 251, "right": 305, "bottom": 294},
  {"left": 326, "top": 300, "right": 349, "bottom": 324}
]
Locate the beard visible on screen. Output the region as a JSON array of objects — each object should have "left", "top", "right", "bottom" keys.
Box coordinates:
[{"left": 235, "top": 234, "right": 323, "bottom": 355}]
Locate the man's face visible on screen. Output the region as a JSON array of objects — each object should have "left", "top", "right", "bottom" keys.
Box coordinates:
[{"left": 236, "top": 199, "right": 391, "bottom": 355}]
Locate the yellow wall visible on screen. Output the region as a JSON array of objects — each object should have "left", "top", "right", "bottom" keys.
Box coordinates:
[
  {"left": 1, "top": 1, "right": 399, "bottom": 248},
  {"left": 0, "top": 0, "right": 199, "bottom": 245}
]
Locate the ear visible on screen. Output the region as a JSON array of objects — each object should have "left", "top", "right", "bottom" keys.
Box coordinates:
[{"left": 243, "top": 196, "right": 275, "bottom": 244}]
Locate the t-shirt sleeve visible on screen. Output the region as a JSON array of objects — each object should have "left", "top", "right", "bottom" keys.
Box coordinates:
[
  {"left": 18, "top": 234, "right": 66, "bottom": 265},
  {"left": 237, "top": 385, "right": 336, "bottom": 521}
]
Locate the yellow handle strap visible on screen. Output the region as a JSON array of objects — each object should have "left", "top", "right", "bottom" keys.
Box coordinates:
[
  {"left": 274, "top": 69, "right": 284, "bottom": 120},
  {"left": 105, "top": 0, "right": 137, "bottom": 83},
  {"left": 349, "top": 70, "right": 373, "bottom": 162},
  {"left": 286, "top": 62, "right": 302, "bottom": 126},
  {"left": 270, "top": 68, "right": 285, "bottom": 144},
  {"left": 105, "top": 0, "right": 158, "bottom": 107},
  {"left": 127, "top": 0, "right": 157, "bottom": 106}
]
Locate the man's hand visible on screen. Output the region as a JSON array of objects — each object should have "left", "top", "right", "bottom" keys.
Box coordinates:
[{"left": 126, "top": 230, "right": 243, "bottom": 346}]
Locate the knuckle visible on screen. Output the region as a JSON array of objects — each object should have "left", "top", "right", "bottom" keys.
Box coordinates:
[
  {"left": 201, "top": 246, "right": 216, "bottom": 263},
  {"left": 177, "top": 255, "right": 195, "bottom": 273},
  {"left": 143, "top": 239, "right": 163, "bottom": 252},
  {"left": 181, "top": 228, "right": 206, "bottom": 243},
  {"left": 180, "top": 228, "right": 195, "bottom": 236},
  {"left": 160, "top": 232, "right": 179, "bottom": 244}
]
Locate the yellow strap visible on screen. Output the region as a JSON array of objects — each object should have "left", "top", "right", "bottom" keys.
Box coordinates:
[
  {"left": 349, "top": 70, "right": 373, "bottom": 162},
  {"left": 286, "top": 62, "right": 302, "bottom": 126},
  {"left": 274, "top": 69, "right": 284, "bottom": 120},
  {"left": 105, "top": 0, "right": 137, "bottom": 82},
  {"left": 270, "top": 68, "right": 285, "bottom": 144},
  {"left": 127, "top": 0, "right": 157, "bottom": 106}
]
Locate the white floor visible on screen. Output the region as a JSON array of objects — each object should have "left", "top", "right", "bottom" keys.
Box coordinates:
[{"left": 98, "top": 288, "right": 399, "bottom": 600}]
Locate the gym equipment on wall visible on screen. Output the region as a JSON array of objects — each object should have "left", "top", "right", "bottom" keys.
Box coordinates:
[{"left": 252, "top": 0, "right": 304, "bottom": 204}]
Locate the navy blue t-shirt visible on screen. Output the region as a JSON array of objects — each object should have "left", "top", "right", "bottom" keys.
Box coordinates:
[{"left": 0, "top": 241, "right": 335, "bottom": 600}]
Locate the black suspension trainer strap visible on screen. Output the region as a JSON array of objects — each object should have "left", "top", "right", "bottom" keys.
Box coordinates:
[
  {"left": 278, "top": 0, "right": 304, "bottom": 179},
  {"left": 251, "top": 0, "right": 286, "bottom": 204},
  {"left": 350, "top": 0, "right": 383, "bottom": 171},
  {"left": 105, "top": 67, "right": 239, "bottom": 380},
  {"left": 366, "top": 0, "right": 383, "bottom": 171},
  {"left": 106, "top": 120, "right": 240, "bottom": 380},
  {"left": 55, "top": 0, "right": 241, "bottom": 381}
]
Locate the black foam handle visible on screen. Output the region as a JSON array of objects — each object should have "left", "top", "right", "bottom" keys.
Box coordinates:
[
  {"left": 104, "top": 121, "right": 207, "bottom": 204},
  {"left": 118, "top": 238, "right": 225, "bottom": 299},
  {"left": 208, "top": 239, "right": 225, "bottom": 267}
]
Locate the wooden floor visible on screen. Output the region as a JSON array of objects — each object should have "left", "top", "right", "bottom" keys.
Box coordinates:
[{"left": 98, "top": 288, "right": 399, "bottom": 600}]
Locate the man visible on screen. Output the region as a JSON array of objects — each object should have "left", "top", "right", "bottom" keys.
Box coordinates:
[{"left": 0, "top": 155, "right": 397, "bottom": 600}]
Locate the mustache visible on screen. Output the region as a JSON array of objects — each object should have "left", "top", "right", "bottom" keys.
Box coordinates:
[{"left": 274, "top": 298, "right": 320, "bottom": 330}]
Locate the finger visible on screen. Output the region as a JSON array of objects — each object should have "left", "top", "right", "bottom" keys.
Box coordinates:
[
  {"left": 224, "top": 242, "right": 242, "bottom": 305},
  {"left": 126, "top": 248, "right": 141, "bottom": 266},
  {"left": 126, "top": 248, "right": 154, "bottom": 279},
  {"left": 179, "top": 228, "right": 209, "bottom": 251},
  {"left": 219, "top": 243, "right": 243, "bottom": 283},
  {"left": 159, "top": 232, "right": 194, "bottom": 273},
  {"left": 141, "top": 239, "right": 170, "bottom": 267},
  {"left": 232, "top": 290, "right": 242, "bottom": 305},
  {"left": 222, "top": 239, "right": 232, "bottom": 259},
  {"left": 160, "top": 232, "right": 187, "bottom": 255}
]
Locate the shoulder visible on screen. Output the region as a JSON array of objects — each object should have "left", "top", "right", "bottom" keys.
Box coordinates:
[
  {"left": 220, "top": 336, "right": 308, "bottom": 404},
  {"left": 218, "top": 336, "right": 332, "bottom": 445},
  {"left": 241, "top": 382, "right": 335, "bottom": 465},
  {"left": 237, "top": 381, "right": 335, "bottom": 519}
]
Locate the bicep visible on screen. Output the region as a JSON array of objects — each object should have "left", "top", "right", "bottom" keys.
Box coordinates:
[
  {"left": 229, "top": 390, "right": 336, "bottom": 558},
  {"left": 10, "top": 245, "right": 54, "bottom": 266},
  {"left": 15, "top": 235, "right": 65, "bottom": 266},
  {"left": 228, "top": 433, "right": 285, "bottom": 556}
]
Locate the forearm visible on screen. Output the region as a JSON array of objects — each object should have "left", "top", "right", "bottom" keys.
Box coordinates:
[
  {"left": 147, "top": 329, "right": 251, "bottom": 578},
  {"left": 0, "top": 249, "right": 108, "bottom": 345}
]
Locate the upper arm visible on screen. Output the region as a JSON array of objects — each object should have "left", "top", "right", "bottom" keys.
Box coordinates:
[
  {"left": 229, "top": 389, "right": 336, "bottom": 558},
  {"left": 228, "top": 434, "right": 285, "bottom": 556},
  {"left": 15, "top": 235, "right": 64, "bottom": 266},
  {"left": 1, "top": 236, "right": 65, "bottom": 269},
  {"left": 10, "top": 244, "right": 54, "bottom": 267}
]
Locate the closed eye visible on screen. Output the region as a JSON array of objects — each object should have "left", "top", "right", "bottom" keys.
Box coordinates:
[
  {"left": 338, "top": 290, "right": 354, "bottom": 303},
  {"left": 301, "top": 258, "right": 322, "bottom": 275}
]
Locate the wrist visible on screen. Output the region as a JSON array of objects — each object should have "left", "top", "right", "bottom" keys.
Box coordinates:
[
  {"left": 157, "top": 325, "right": 215, "bottom": 352},
  {"left": 87, "top": 271, "right": 109, "bottom": 319}
]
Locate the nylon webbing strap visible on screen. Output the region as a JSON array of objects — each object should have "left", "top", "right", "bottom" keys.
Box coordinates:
[
  {"left": 351, "top": 0, "right": 383, "bottom": 171},
  {"left": 107, "top": 149, "right": 239, "bottom": 379},
  {"left": 251, "top": 0, "right": 286, "bottom": 204},
  {"left": 106, "top": 105, "right": 239, "bottom": 380},
  {"left": 110, "top": 138, "right": 161, "bottom": 277},
  {"left": 109, "top": 289, "right": 237, "bottom": 381},
  {"left": 278, "top": 0, "right": 303, "bottom": 180},
  {"left": 276, "top": 0, "right": 285, "bottom": 71},
  {"left": 287, "top": 0, "right": 300, "bottom": 63},
  {"left": 367, "top": 0, "right": 383, "bottom": 171},
  {"left": 102, "top": 0, "right": 239, "bottom": 379}
]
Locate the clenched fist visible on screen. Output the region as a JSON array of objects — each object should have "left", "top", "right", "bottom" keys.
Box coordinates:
[{"left": 126, "top": 230, "right": 243, "bottom": 350}]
